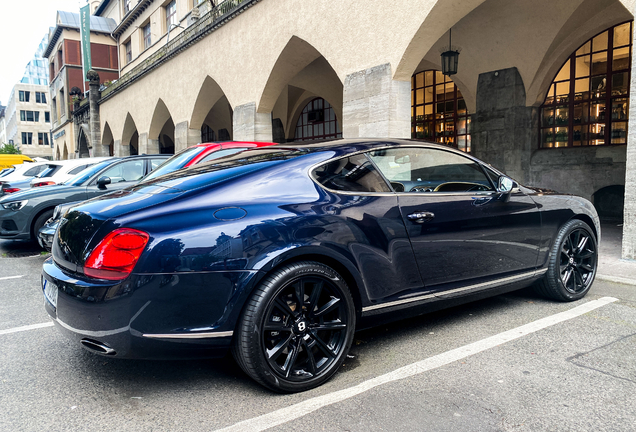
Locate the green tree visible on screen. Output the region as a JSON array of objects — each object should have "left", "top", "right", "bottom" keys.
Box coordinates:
[{"left": 0, "top": 143, "right": 21, "bottom": 154}]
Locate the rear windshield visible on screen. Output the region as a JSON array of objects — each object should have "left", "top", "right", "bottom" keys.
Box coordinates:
[
  {"left": 141, "top": 146, "right": 207, "bottom": 182},
  {"left": 135, "top": 148, "right": 307, "bottom": 191}
]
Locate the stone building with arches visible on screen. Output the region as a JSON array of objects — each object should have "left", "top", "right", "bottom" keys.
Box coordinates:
[{"left": 81, "top": 0, "right": 636, "bottom": 258}]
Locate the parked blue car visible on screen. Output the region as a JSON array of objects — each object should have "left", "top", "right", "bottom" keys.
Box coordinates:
[{"left": 41, "top": 139, "right": 600, "bottom": 392}]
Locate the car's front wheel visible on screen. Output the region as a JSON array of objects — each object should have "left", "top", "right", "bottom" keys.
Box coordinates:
[
  {"left": 535, "top": 219, "right": 598, "bottom": 301},
  {"left": 233, "top": 261, "right": 356, "bottom": 393},
  {"left": 31, "top": 209, "right": 54, "bottom": 243}
]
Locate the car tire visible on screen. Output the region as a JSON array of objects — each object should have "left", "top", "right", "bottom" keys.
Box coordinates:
[
  {"left": 31, "top": 209, "right": 54, "bottom": 243},
  {"left": 535, "top": 219, "right": 598, "bottom": 302},
  {"left": 232, "top": 261, "right": 356, "bottom": 393}
]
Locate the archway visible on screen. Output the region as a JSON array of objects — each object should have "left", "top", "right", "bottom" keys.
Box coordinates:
[
  {"left": 262, "top": 37, "right": 343, "bottom": 142},
  {"left": 102, "top": 122, "right": 115, "bottom": 157},
  {"left": 63, "top": 143, "right": 68, "bottom": 160},
  {"left": 78, "top": 128, "right": 90, "bottom": 158},
  {"left": 594, "top": 185, "right": 625, "bottom": 220},
  {"left": 149, "top": 99, "right": 175, "bottom": 154},
  {"left": 55, "top": 147, "right": 60, "bottom": 160},
  {"left": 122, "top": 113, "right": 139, "bottom": 156},
  {"left": 190, "top": 76, "right": 233, "bottom": 143}
]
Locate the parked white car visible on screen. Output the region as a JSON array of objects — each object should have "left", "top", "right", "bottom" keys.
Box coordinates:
[
  {"left": 0, "top": 162, "right": 50, "bottom": 184},
  {"left": 30, "top": 157, "right": 114, "bottom": 188}
]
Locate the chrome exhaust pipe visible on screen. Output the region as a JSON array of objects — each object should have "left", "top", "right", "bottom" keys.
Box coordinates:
[{"left": 80, "top": 338, "right": 116, "bottom": 356}]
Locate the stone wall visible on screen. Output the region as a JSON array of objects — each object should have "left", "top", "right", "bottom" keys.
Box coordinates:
[
  {"left": 528, "top": 146, "right": 626, "bottom": 202},
  {"left": 471, "top": 68, "right": 535, "bottom": 184}
]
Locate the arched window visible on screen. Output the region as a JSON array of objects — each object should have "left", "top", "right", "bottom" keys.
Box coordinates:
[
  {"left": 540, "top": 22, "right": 632, "bottom": 148},
  {"left": 411, "top": 70, "right": 470, "bottom": 152},
  {"left": 201, "top": 124, "right": 215, "bottom": 142},
  {"left": 294, "top": 98, "right": 342, "bottom": 141}
]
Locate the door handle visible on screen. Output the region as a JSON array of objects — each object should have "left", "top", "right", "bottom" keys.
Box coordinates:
[{"left": 407, "top": 211, "right": 435, "bottom": 223}]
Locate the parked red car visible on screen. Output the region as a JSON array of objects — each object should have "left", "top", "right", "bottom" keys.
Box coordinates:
[{"left": 142, "top": 141, "right": 277, "bottom": 182}]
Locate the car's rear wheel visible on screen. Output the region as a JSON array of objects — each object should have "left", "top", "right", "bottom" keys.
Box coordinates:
[
  {"left": 232, "top": 261, "right": 355, "bottom": 393},
  {"left": 535, "top": 219, "right": 597, "bottom": 301}
]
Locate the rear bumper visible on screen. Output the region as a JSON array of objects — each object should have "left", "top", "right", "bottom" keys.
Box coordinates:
[{"left": 42, "top": 257, "right": 258, "bottom": 359}]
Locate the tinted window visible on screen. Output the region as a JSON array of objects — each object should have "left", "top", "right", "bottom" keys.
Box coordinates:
[
  {"left": 67, "top": 160, "right": 118, "bottom": 186},
  {"left": 313, "top": 154, "right": 390, "bottom": 193},
  {"left": 24, "top": 166, "right": 44, "bottom": 176},
  {"left": 100, "top": 160, "right": 145, "bottom": 183},
  {"left": 368, "top": 147, "right": 494, "bottom": 193},
  {"left": 38, "top": 165, "right": 62, "bottom": 178}
]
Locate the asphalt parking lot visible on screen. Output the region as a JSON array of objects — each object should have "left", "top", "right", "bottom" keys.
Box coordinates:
[{"left": 1, "top": 242, "right": 635, "bottom": 432}]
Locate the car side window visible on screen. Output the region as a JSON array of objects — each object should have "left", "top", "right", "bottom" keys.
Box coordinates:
[
  {"left": 101, "top": 160, "right": 145, "bottom": 182},
  {"left": 312, "top": 154, "right": 390, "bottom": 193},
  {"left": 151, "top": 159, "right": 165, "bottom": 170},
  {"left": 367, "top": 147, "right": 494, "bottom": 193}
]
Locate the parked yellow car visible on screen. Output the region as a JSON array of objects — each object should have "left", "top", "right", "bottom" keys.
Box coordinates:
[{"left": 0, "top": 155, "right": 34, "bottom": 169}]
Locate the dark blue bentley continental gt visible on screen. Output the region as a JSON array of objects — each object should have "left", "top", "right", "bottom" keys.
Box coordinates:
[{"left": 42, "top": 139, "right": 600, "bottom": 392}]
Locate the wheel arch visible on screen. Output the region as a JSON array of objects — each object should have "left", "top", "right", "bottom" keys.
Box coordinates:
[
  {"left": 249, "top": 246, "right": 365, "bottom": 319},
  {"left": 569, "top": 214, "right": 599, "bottom": 242},
  {"left": 29, "top": 205, "right": 56, "bottom": 239}
]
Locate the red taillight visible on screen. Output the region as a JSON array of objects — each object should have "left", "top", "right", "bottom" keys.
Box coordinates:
[
  {"left": 3, "top": 188, "right": 20, "bottom": 194},
  {"left": 84, "top": 228, "right": 150, "bottom": 280},
  {"left": 33, "top": 181, "right": 56, "bottom": 187}
]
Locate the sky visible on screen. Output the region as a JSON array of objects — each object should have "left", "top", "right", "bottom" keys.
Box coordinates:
[{"left": 0, "top": 0, "right": 89, "bottom": 105}]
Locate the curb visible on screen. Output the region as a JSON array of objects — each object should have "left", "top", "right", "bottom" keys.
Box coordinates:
[{"left": 596, "top": 274, "right": 636, "bottom": 286}]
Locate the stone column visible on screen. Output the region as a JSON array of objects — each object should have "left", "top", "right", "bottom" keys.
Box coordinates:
[
  {"left": 622, "top": 12, "right": 636, "bottom": 259},
  {"left": 138, "top": 133, "right": 160, "bottom": 154},
  {"left": 87, "top": 70, "right": 105, "bottom": 157},
  {"left": 471, "top": 67, "right": 536, "bottom": 184},
  {"left": 233, "top": 102, "right": 273, "bottom": 142},
  {"left": 113, "top": 140, "right": 131, "bottom": 157},
  {"left": 342, "top": 63, "right": 410, "bottom": 139},
  {"left": 175, "top": 121, "right": 201, "bottom": 152}
]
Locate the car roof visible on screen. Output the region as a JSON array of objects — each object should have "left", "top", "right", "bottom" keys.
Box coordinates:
[
  {"left": 46, "top": 157, "right": 114, "bottom": 167},
  {"left": 238, "top": 138, "right": 476, "bottom": 159},
  {"left": 194, "top": 141, "right": 275, "bottom": 149}
]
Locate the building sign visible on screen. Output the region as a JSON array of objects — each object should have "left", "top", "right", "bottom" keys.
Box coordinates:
[
  {"left": 80, "top": 4, "right": 92, "bottom": 79},
  {"left": 53, "top": 130, "right": 66, "bottom": 140}
]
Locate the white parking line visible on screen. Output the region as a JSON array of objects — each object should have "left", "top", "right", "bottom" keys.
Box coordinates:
[
  {"left": 0, "top": 275, "right": 25, "bottom": 281},
  {"left": 0, "top": 322, "right": 54, "bottom": 336},
  {"left": 215, "top": 296, "right": 619, "bottom": 432}
]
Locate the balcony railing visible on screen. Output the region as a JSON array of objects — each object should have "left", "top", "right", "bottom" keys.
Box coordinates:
[{"left": 101, "top": 0, "right": 261, "bottom": 101}]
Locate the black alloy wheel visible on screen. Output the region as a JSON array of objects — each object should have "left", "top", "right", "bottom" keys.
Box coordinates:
[
  {"left": 535, "top": 219, "right": 598, "bottom": 301},
  {"left": 233, "top": 261, "right": 355, "bottom": 393},
  {"left": 559, "top": 227, "right": 596, "bottom": 294}
]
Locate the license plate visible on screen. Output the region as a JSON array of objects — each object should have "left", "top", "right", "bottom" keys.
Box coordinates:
[{"left": 43, "top": 279, "right": 58, "bottom": 308}]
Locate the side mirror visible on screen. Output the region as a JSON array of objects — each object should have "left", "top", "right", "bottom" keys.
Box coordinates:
[
  {"left": 97, "top": 176, "right": 111, "bottom": 189},
  {"left": 497, "top": 176, "right": 517, "bottom": 202},
  {"left": 498, "top": 176, "right": 515, "bottom": 193}
]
